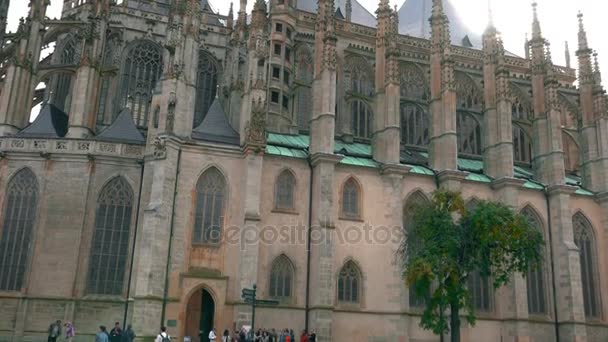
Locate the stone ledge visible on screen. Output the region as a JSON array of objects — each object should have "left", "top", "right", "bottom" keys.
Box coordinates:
[
  {"left": 380, "top": 163, "right": 411, "bottom": 176},
  {"left": 491, "top": 177, "right": 526, "bottom": 190},
  {"left": 546, "top": 184, "right": 577, "bottom": 196},
  {"left": 309, "top": 152, "right": 343, "bottom": 167},
  {"left": 0, "top": 137, "right": 144, "bottom": 159}
]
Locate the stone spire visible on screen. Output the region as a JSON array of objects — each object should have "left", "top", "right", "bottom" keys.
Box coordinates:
[
  {"left": 593, "top": 51, "right": 603, "bottom": 86},
  {"left": 227, "top": 2, "right": 234, "bottom": 30},
  {"left": 565, "top": 41, "right": 571, "bottom": 68},
  {"left": 531, "top": 2, "right": 542, "bottom": 41},
  {"left": 345, "top": 0, "right": 352, "bottom": 22},
  {"left": 577, "top": 12, "right": 588, "bottom": 51},
  {"left": 576, "top": 12, "right": 593, "bottom": 86}
]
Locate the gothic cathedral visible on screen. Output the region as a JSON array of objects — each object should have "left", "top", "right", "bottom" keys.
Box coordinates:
[{"left": 0, "top": 0, "right": 607, "bottom": 341}]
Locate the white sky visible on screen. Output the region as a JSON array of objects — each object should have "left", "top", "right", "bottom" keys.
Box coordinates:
[{"left": 5, "top": 0, "right": 608, "bottom": 75}]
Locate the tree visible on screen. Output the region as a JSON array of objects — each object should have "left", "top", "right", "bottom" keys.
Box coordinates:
[{"left": 400, "top": 190, "right": 544, "bottom": 342}]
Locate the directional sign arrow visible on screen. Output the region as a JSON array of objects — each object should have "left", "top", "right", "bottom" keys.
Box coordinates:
[{"left": 254, "top": 299, "right": 280, "bottom": 306}]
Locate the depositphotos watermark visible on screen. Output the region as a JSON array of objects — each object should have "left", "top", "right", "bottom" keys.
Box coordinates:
[{"left": 202, "top": 222, "right": 405, "bottom": 249}]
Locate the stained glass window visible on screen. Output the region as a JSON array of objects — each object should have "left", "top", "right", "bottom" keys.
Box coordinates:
[
  {"left": 194, "top": 168, "right": 226, "bottom": 244},
  {"left": 573, "top": 213, "right": 601, "bottom": 318},
  {"left": 269, "top": 255, "right": 294, "bottom": 298},
  {"left": 337, "top": 261, "right": 361, "bottom": 304},
  {"left": 194, "top": 50, "right": 220, "bottom": 127}
]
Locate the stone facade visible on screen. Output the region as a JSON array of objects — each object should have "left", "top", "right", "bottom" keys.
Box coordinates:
[{"left": 0, "top": 0, "right": 607, "bottom": 341}]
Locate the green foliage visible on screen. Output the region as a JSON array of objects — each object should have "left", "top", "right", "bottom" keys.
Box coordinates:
[{"left": 400, "top": 190, "right": 544, "bottom": 338}]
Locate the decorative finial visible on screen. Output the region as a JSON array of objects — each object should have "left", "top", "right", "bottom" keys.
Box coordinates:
[
  {"left": 531, "top": 2, "right": 542, "bottom": 40},
  {"left": 577, "top": 11, "right": 589, "bottom": 51},
  {"left": 593, "top": 51, "right": 602, "bottom": 84},
  {"left": 565, "top": 41, "right": 571, "bottom": 68}
]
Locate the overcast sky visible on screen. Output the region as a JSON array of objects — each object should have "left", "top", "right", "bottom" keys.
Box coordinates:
[{"left": 5, "top": 0, "right": 608, "bottom": 75}]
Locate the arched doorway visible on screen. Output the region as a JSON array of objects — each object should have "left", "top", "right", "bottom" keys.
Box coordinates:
[{"left": 185, "top": 288, "right": 215, "bottom": 342}]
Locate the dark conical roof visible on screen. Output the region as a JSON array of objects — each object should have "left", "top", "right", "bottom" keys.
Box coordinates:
[
  {"left": 18, "top": 103, "right": 68, "bottom": 138},
  {"left": 192, "top": 98, "right": 240, "bottom": 145},
  {"left": 97, "top": 108, "right": 145, "bottom": 144},
  {"left": 398, "top": 0, "right": 482, "bottom": 48}
]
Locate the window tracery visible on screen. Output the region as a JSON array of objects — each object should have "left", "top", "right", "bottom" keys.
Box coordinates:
[
  {"left": 194, "top": 50, "right": 220, "bottom": 127},
  {"left": 337, "top": 260, "right": 361, "bottom": 304}
]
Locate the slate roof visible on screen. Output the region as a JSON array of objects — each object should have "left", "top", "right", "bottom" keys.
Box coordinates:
[
  {"left": 398, "top": 0, "right": 482, "bottom": 48},
  {"left": 192, "top": 99, "right": 240, "bottom": 145},
  {"left": 97, "top": 108, "right": 146, "bottom": 144},
  {"left": 296, "top": 0, "right": 377, "bottom": 28},
  {"left": 18, "top": 103, "right": 68, "bottom": 138}
]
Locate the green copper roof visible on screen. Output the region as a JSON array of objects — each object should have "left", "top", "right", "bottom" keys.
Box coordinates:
[{"left": 265, "top": 133, "right": 595, "bottom": 194}]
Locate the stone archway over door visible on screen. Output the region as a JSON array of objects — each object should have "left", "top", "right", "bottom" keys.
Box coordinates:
[{"left": 185, "top": 288, "right": 215, "bottom": 342}]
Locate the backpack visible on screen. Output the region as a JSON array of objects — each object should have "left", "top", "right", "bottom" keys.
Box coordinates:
[{"left": 159, "top": 333, "right": 171, "bottom": 342}]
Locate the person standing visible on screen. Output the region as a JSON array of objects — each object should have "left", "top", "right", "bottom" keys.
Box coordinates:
[
  {"left": 308, "top": 331, "right": 316, "bottom": 342},
  {"left": 299, "top": 331, "right": 308, "bottom": 342},
  {"left": 155, "top": 327, "right": 171, "bottom": 342},
  {"left": 110, "top": 322, "right": 123, "bottom": 342},
  {"left": 96, "top": 326, "right": 109, "bottom": 342},
  {"left": 64, "top": 322, "right": 75, "bottom": 342},
  {"left": 48, "top": 320, "right": 62, "bottom": 342},
  {"left": 122, "top": 325, "right": 136, "bottom": 342},
  {"left": 209, "top": 328, "right": 217, "bottom": 342},
  {"left": 221, "top": 329, "right": 231, "bottom": 342}
]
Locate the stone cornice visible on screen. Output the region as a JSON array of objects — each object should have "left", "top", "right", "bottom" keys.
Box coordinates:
[
  {"left": 380, "top": 163, "right": 411, "bottom": 176},
  {"left": 595, "top": 191, "right": 608, "bottom": 204},
  {"left": 436, "top": 169, "right": 469, "bottom": 183},
  {"left": 309, "top": 152, "right": 343, "bottom": 167},
  {"left": 0, "top": 137, "right": 144, "bottom": 160},
  {"left": 491, "top": 177, "right": 526, "bottom": 190},
  {"left": 546, "top": 184, "right": 577, "bottom": 196}
]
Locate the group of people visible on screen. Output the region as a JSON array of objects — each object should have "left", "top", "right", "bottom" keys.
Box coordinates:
[
  {"left": 95, "top": 322, "right": 137, "bottom": 342},
  {"left": 47, "top": 320, "right": 75, "bottom": 342},
  {"left": 209, "top": 327, "right": 316, "bottom": 342}
]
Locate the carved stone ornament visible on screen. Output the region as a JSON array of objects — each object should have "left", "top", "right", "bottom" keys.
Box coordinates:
[
  {"left": 153, "top": 136, "right": 167, "bottom": 159},
  {"left": 245, "top": 98, "right": 267, "bottom": 145}
]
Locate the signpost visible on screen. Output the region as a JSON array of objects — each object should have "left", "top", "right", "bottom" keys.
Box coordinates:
[{"left": 241, "top": 284, "right": 279, "bottom": 333}]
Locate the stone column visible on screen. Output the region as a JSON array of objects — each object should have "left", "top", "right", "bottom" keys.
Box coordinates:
[
  {"left": 67, "top": 1, "right": 111, "bottom": 137},
  {"left": 130, "top": 139, "right": 181, "bottom": 338},
  {"left": 482, "top": 24, "right": 514, "bottom": 179},
  {"left": 428, "top": 0, "right": 457, "bottom": 172},
  {"left": 492, "top": 179, "right": 530, "bottom": 342},
  {"left": 307, "top": 1, "right": 340, "bottom": 340},
  {"left": 373, "top": 2, "right": 400, "bottom": 166},
  {"left": 0, "top": 0, "right": 48, "bottom": 136}
]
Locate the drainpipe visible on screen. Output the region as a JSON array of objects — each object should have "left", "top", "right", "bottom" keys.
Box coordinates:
[
  {"left": 543, "top": 185, "right": 560, "bottom": 342},
  {"left": 123, "top": 158, "right": 146, "bottom": 327},
  {"left": 161, "top": 146, "right": 183, "bottom": 327},
  {"left": 305, "top": 151, "right": 314, "bottom": 332}
]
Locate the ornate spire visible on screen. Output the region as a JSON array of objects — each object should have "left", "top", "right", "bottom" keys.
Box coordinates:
[
  {"left": 565, "top": 41, "right": 571, "bottom": 68},
  {"left": 577, "top": 12, "right": 590, "bottom": 52},
  {"left": 531, "top": 2, "right": 542, "bottom": 41},
  {"left": 227, "top": 3, "right": 234, "bottom": 30},
  {"left": 431, "top": 0, "right": 444, "bottom": 18},
  {"left": 593, "top": 51, "right": 602, "bottom": 86}
]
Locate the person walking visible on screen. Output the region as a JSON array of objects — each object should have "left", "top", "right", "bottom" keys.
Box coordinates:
[
  {"left": 155, "top": 327, "right": 171, "bottom": 342},
  {"left": 64, "top": 322, "right": 75, "bottom": 342},
  {"left": 96, "top": 326, "right": 109, "bottom": 342},
  {"left": 48, "top": 320, "right": 62, "bottom": 342},
  {"left": 109, "top": 322, "right": 123, "bottom": 342},
  {"left": 209, "top": 327, "right": 217, "bottom": 341},
  {"left": 122, "top": 325, "right": 136, "bottom": 342}
]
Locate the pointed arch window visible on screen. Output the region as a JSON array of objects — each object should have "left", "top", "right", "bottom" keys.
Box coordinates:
[
  {"left": 337, "top": 260, "right": 361, "bottom": 304},
  {"left": 513, "top": 125, "right": 532, "bottom": 164},
  {"left": 86, "top": 177, "right": 134, "bottom": 295},
  {"left": 341, "top": 178, "right": 361, "bottom": 219},
  {"left": 400, "top": 63, "right": 429, "bottom": 101},
  {"left": 0, "top": 169, "right": 38, "bottom": 291},
  {"left": 269, "top": 255, "right": 294, "bottom": 299},
  {"left": 194, "top": 50, "right": 220, "bottom": 127},
  {"left": 52, "top": 36, "right": 79, "bottom": 111},
  {"left": 351, "top": 100, "right": 373, "bottom": 139},
  {"left": 457, "top": 112, "right": 482, "bottom": 156},
  {"left": 522, "top": 208, "right": 547, "bottom": 315},
  {"left": 404, "top": 191, "right": 430, "bottom": 308},
  {"left": 573, "top": 213, "right": 601, "bottom": 319},
  {"left": 468, "top": 271, "right": 492, "bottom": 312},
  {"left": 401, "top": 103, "right": 429, "bottom": 147},
  {"left": 119, "top": 40, "right": 163, "bottom": 128},
  {"left": 295, "top": 45, "right": 314, "bottom": 131},
  {"left": 194, "top": 168, "right": 227, "bottom": 245},
  {"left": 275, "top": 170, "right": 296, "bottom": 211},
  {"left": 455, "top": 73, "right": 483, "bottom": 112}
]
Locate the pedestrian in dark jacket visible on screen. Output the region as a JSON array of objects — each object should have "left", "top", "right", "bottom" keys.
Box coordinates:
[{"left": 121, "top": 325, "right": 136, "bottom": 342}]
